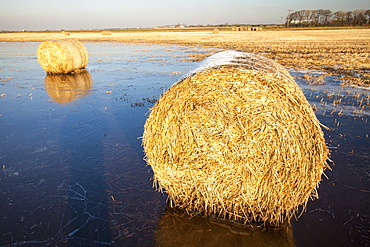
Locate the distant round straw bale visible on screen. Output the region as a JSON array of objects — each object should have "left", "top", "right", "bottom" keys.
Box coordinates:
[
  {"left": 37, "top": 39, "right": 88, "bottom": 74},
  {"left": 44, "top": 71, "right": 92, "bottom": 104},
  {"left": 212, "top": 28, "right": 219, "bottom": 34},
  {"left": 143, "top": 51, "right": 330, "bottom": 226},
  {"left": 102, "top": 31, "right": 112, "bottom": 35}
]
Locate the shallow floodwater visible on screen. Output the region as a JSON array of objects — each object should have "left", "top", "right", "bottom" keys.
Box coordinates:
[{"left": 0, "top": 42, "right": 369, "bottom": 246}]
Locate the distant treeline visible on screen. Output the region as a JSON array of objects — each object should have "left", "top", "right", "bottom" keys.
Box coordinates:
[{"left": 286, "top": 9, "right": 370, "bottom": 27}]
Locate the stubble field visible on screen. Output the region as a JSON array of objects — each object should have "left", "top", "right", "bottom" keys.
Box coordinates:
[{"left": 1, "top": 28, "right": 369, "bottom": 87}]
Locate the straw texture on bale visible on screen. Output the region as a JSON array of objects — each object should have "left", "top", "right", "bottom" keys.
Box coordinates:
[
  {"left": 37, "top": 39, "right": 88, "bottom": 74},
  {"left": 143, "top": 51, "right": 330, "bottom": 226}
]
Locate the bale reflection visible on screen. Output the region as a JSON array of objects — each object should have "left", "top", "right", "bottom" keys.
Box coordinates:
[
  {"left": 44, "top": 71, "right": 93, "bottom": 104},
  {"left": 155, "top": 207, "right": 295, "bottom": 247}
]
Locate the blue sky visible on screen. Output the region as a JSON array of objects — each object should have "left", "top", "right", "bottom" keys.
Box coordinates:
[{"left": 1, "top": 0, "right": 369, "bottom": 30}]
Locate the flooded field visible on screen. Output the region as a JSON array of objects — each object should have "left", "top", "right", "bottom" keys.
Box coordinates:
[{"left": 0, "top": 42, "right": 369, "bottom": 246}]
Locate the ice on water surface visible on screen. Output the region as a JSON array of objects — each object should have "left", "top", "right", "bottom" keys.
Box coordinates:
[{"left": 0, "top": 42, "right": 369, "bottom": 246}]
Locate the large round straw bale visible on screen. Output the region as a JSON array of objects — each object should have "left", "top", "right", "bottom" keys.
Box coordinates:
[
  {"left": 143, "top": 51, "right": 330, "bottom": 226},
  {"left": 44, "top": 71, "right": 92, "bottom": 104},
  {"left": 37, "top": 39, "right": 88, "bottom": 74}
]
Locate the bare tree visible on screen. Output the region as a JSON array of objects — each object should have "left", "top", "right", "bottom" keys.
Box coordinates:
[
  {"left": 322, "top": 9, "right": 332, "bottom": 25},
  {"left": 345, "top": 11, "right": 354, "bottom": 25},
  {"left": 353, "top": 9, "right": 367, "bottom": 25},
  {"left": 296, "top": 10, "right": 309, "bottom": 26},
  {"left": 306, "top": 10, "right": 314, "bottom": 24},
  {"left": 285, "top": 9, "right": 370, "bottom": 27},
  {"left": 333, "top": 11, "right": 346, "bottom": 25},
  {"left": 315, "top": 9, "right": 332, "bottom": 25},
  {"left": 365, "top": 10, "right": 370, "bottom": 24}
]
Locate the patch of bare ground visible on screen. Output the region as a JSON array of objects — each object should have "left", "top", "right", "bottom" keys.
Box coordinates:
[{"left": 1, "top": 29, "right": 369, "bottom": 86}]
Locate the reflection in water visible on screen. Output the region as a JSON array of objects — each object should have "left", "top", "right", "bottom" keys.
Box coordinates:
[
  {"left": 155, "top": 207, "right": 295, "bottom": 247},
  {"left": 44, "top": 71, "right": 93, "bottom": 104}
]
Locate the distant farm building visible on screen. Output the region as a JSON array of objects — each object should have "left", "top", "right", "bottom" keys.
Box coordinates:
[{"left": 232, "top": 26, "right": 262, "bottom": 31}]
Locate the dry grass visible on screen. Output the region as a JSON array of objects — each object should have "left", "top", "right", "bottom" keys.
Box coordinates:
[
  {"left": 143, "top": 51, "right": 330, "bottom": 226},
  {"left": 37, "top": 39, "right": 88, "bottom": 74},
  {"left": 302, "top": 73, "right": 327, "bottom": 85},
  {"left": 44, "top": 71, "right": 92, "bottom": 103}
]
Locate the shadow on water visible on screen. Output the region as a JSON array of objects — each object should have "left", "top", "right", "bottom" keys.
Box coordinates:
[
  {"left": 59, "top": 117, "right": 112, "bottom": 245},
  {"left": 48, "top": 73, "right": 113, "bottom": 245},
  {"left": 155, "top": 206, "right": 295, "bottom": 247}
]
